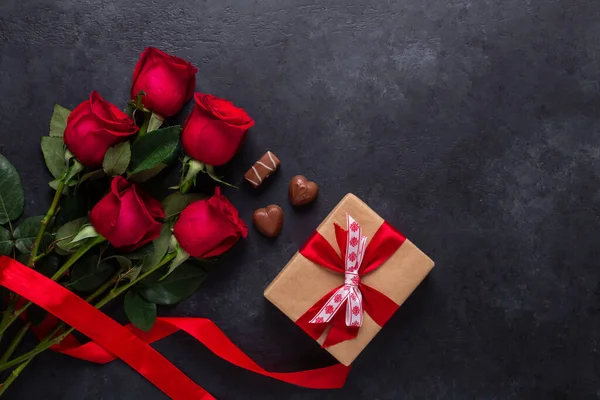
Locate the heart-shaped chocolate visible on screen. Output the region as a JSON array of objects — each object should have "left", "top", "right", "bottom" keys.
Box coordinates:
[
  {"left": 289, "top": 175, "right": 319, "bottom": 206},
  {"left": 253, "top": 205, "right": 284, "bottom": 238}
]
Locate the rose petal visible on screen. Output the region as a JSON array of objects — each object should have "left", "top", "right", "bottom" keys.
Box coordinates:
[
  {"left": 134, "top": 186, "right": 165, "bottom": 220},
  {"left": 64, "top": 93, "right": 137, "bottom": 167},
  {"left": 173, "top": 187, "right": 246, "bottom": 258},
  {"left": 130, "top": 47, "right": 197, "bottom": 117},
  {"left": 117, "top": 219, "right": 162, "bottom": 252},
  {"left": 90, "top": 91, "right": 138, "bottom": 135},
  {"left": 107, "top": 189, "right": 154, "bottom": 249},
  {"left": 90, "top": 191, "right": 121, "bottom": 240}
]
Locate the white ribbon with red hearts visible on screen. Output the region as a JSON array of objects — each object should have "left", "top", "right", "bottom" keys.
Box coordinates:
[{"left": 309, "top": 214, "right": 368, "bottom": 327}]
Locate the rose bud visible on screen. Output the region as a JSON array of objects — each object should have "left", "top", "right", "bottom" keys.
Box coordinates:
[
  {"left": 90, "top": 176, "right": 165, "bottom": 251},
  {"left": 181, "top": 93, "right": 255, "bottom": 166},
  {"left": 64, "top": 91, "right": 138, "bottom": 167},
  {"left": 173, "top": 187, "right": 248, "bottom": 258},
  {"left": 131, "top": 47, "right": 198, "bottom": 117}
]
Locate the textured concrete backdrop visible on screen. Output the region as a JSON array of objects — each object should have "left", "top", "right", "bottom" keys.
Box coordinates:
[{"left": 1, "top": 0, "right": 600, "bottom": 398}]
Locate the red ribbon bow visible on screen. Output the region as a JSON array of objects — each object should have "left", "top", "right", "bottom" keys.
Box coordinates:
[{"left": 295, "top": 216, "right": 406, "bottom": 348}]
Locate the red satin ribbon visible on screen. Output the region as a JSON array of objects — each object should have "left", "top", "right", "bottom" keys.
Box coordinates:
[
  {"left": 0, "top": 256, "right": 350, "bottom": 399},
  {"left": 295, "top": 221, "right": 406, "bottom": 347}
]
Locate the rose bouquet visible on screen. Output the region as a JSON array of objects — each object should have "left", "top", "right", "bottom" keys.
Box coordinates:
[{"left": 0, "top": 47, "right": 253, "bottom": 396}]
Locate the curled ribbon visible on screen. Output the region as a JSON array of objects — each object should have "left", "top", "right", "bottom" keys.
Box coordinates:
[
  {"left": 295, "top": 214, "right": 406, "bottom": 348},
  {"left": 0, "top": 256, "right": 350, "bottom": 399}
]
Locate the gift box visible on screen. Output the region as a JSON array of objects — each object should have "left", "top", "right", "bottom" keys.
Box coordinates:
[{"left": 264, "top": 194, "right": 435, "bottom": 366}]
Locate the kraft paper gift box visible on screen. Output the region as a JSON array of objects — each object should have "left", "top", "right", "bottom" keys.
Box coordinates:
[{"left": 264, "top": 194, "right": 435, "bottom": 366}]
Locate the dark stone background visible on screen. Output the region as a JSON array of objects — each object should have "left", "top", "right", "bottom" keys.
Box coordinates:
[{"left": 1, "top": 0, "right": 599, "bottom": 398}]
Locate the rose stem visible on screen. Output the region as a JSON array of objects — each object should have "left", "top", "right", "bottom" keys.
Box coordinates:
[
  {"left": 94, "top": 250, "right": 177, "bottom": 308},
  {"left": 0, "top": 356, "right": 32, "bottom": 397},
  {"left": 0, "top": 179, "right": 67, "bottom": 346},
  {"left": 27, "top": 179, "right": 66, "bottom": 267},
  {"left": 179, "top": 160, "right": 204, "bottom": 194},
  {"left": 0, "top": 237, "right": 105, "bottom": 339},
  {"left": 0, "top": 264, "right": 118, "bottom": 368},
  {"left": 137, "top": 111, "right": 151, "bottom": 139},
  {"left": 0, "top": 269, "right": 124, "bottom": 398},
  {"left": 0, "top": 322, "right": 30, "bottom": 365},
  {"left": 0, "top": 274, "right": 118, "bottom": 398},
  {"left": 179, "top": 179, "right": 193, "bottom": 194},
  {"left": 0, "top": 251, "right": 176, "bottom": 376}
]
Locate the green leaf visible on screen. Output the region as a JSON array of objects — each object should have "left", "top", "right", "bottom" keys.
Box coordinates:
[
  {"left": 143, "top": 224, "right": 173, "bottom": 272},
  {"left": 147, "top": 112, "right": 164, "bottom": 133},
  {"left": 0, "top": 154, "right": 25, "bottom": 224},
  {"left": 49, "top": 104, "right": 71, "bottom": 137},
  {"left": 104, "top": 255, "right": 132, "bottom": 271},
  {"left": 124, "top": 290, "right": 156, "bottom": 332},
  {"left": 71, "top": 225, "right": 99, "bottom": 243},
  {"left": 162, "top": 192, "right": 207, "bottom": 219},
  {"left": 119, "top": 265, "right": 142, "bottom": 283},
  {"left": 122, "top": 243, "right": 154, "bottom": 260},
  {"left": 55, "top": 217, "right": 88, "bottom": 253},
  {"left": 68, "top": 255, "right": 115, "bottom": 292},
  {"left": 79, "top": 169, "right": 105, "bottom": 184},
  {"left": 40, "top": 136, "right": 66, "bottom": 179},
  {"left": 205, "top": 164, "right": 237, "bottom": 189},
  {"left": 13, "top": 216, "right": 43, "bottom": 254},
  {"left": 0, "top": 226, "right": 13, "bottom": 256},
  {"left": 63, "top": 159, "right": 85, "bottom": 186},
  {"left": 160, "top": 248, "right": 190, "bottom": 281},
  {"left": 129, "top": 126, "right": 181, "bottom": 174},
  {"left": 103, "top": 141, "right": 131, "bottom": 176},
  {"left": 134, "top": 91, "right": 148, "bottom": 111},
  {"left": 124, "top": 102, "right": 136, "bottom": 119},
  {"left": 48, "top": 179, "right": 69, "bottom": 194},
  {"left": 139, "top": 263, "right": 206, "bottom": 305},
  {"left": 129, "top": 163, "right": 167, "bottom": 183}
]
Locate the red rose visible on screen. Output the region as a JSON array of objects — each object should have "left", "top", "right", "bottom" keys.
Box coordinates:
[
  {"left": 64, "top": 91, "right": 138, "bottom": 167},
  {"left": 90, "top": 176, "right": 165, "bottom": 251},
  {"left": 173, "top": 187, "right": 248, "bottom": 258},
  {"left": 131, "top": 47, "right": 197, "bottom": 117},
  {"left": 181, "top": 93, "right": 255, "bottom": 166}
]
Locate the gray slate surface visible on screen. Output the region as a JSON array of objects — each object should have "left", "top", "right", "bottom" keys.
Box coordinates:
[{"left": 1, "top": 0, "right": 600, "bottom": 398}]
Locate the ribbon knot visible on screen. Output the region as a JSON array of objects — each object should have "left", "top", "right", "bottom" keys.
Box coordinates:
[
  {"left": 344, "top": 272, "right": 360, "bottom": 287},
  {"left": 296, "top": 212, "right": 406, "bottom": 348}
]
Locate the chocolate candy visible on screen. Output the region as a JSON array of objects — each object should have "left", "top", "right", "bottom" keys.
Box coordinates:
[
  {"left": 253, "top": 205, "right": 284, "bottom": 238},
  {"left": 244, "top": 151, "right": 280, "bottom": 188},
  {"left": 289, "top": 175, "right": 318, "bottom": 206}
]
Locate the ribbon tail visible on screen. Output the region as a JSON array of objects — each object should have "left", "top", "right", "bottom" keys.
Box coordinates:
[
  {"left": 55, "top": 323, "right": 179, "bottom": 363},
  {"left": 53, "top": 317, "right": 350, "bottom": 389},
  {"left": 295, "top": 286, "right": 341, "bottom": 340},
  {"left": 345, "top": 287, "right": 363, "bottom": 327},
  {"left": 322, "top": 309, "right": 359, "bottom": 348},
  {"left": 360, "top": 283, "right": 399, "bottom": 327},
  {"left": 164, "top": 318, "right": 350, "bottom": 389}
]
